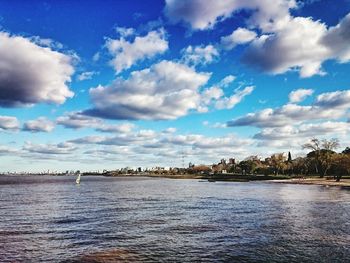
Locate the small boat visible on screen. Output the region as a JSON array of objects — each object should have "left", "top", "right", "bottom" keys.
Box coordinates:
[
  {"left": 76, "top": 173, "right": 81, "bottom": 184},
  {"left": 208, "top": 178, "right": 216, "bottom": 182}
]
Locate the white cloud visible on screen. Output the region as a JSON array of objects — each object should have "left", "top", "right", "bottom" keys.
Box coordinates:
[
  {"left": 315, "top": 90, "right": 350, "bottom": 108},
  {"left": 199, "top": 74, "right": 253, "bottom": 111},
  {"left": 215, "top": 86, "right": 254, "bottom": 109},
  {"left": 242, "top": 12, "right": 350, "bottom": 77},
  {"left": 115, "top": 26, "right": 135, "bottom": 38},
  {"left": 0, "top": 32, "right": 74, "bottom": 107},
  {"left": 221, "top": 28, "right": 257, "bottom": 50},
  {"left": 23, "top": 117, "right": 55, "bottom": 133},
  {"left": 57, "top": 112, "right": 103, "bottom": 129},
  {"left": 164, "top": 1, "right": 350, "bottom": 78},
  {"left": 323, "top": 13, "right": 350, "bottom": 63},
  {"left": 96, "top": 123, "right": 135, "bottom": 133},
  {"left": 92, "top": 52, "right": 100, "bottom": 62},
  {"left": 218, "top": 75, "right": 236, "bottom": 88},
  {"left": 164, "top": 0, "right": 296, "bottom": 30},
  {"left": 201, "top": 86, "right": 224, "bottom": 105},
  {"left": 77, "top": 71, "right": 97, "bottom": 81},
  {"left": 84, "top": 60, "right": 211, "bottom": 120},
  {"left": 0, "top": 115, "right": 20, "bottom": 131},
  {"left": 57, "top": 111, "right": 135, "bottom": 133},
  {"left": 243, "top": 16, "right": 330, "bottom": 77},
  {"left": 202, "top": 121, "right": 227, "bottom": 129},
  {"left": 255, "top": 121, "right": 350, "bottom": 140},
  {"left": 23, "top": 142, "right": 76, "bottom": 155},
  {"left": 162, "top": 127, "right": 177, "bottom": 133},
  {"left": 162, "top": 133, "right": 253, "bottom": 150},
  {"left": 228, "top": 89, "right": 350, "bottom": 128},
  {"left": 0, "top": 145, "right": 18, "bottom": 155},
  {"left": 181, "top": 44, "right": 219, "bottom": 66},
  {"left": 289, "top": 88, "right": 314, "bottom": 103},
  {"left": 105, "top": 29, "right": 168, "bottom": 74}
]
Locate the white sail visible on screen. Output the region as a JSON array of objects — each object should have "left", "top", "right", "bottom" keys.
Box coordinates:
[{"left": 76, "top": 173, "right": 81, "bottom": 184}]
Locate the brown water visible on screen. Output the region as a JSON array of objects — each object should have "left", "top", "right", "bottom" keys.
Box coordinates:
[{"left": 0, "top": 176, "right": 349, "bottom": 262}]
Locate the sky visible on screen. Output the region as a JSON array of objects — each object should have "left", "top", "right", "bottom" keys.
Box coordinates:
[{"left": 1, "top": 0, "right": 350, "bottom": 172}]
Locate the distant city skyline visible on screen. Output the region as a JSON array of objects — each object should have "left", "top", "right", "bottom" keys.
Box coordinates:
[{"left": 1, "top": 0, "right": 350, "bottom": 172}]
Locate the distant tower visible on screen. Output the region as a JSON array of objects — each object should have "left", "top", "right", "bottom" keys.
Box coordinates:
[{"left": 288, "top": 151, "right": 292, "bottom": 162}]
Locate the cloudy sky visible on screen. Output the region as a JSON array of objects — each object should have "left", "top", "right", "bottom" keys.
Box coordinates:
[{"left": 1, "top": 0, "right": 350, "bottom": 172}]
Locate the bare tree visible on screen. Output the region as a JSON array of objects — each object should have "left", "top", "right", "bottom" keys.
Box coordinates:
[{"left": 322, "top": 138, "right": 339, "bottom": 151}]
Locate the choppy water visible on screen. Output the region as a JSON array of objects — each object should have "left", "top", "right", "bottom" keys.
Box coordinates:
[{"left": 0, "top": 176, "right": 349, "bottom": 262}]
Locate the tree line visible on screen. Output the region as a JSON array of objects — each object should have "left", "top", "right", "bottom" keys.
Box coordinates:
[{"left": 230, "top": 138, "right": 350, "bottom": 181}]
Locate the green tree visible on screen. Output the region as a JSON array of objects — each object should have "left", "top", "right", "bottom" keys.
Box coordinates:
[
  {"left": 332, "top": 153, "right": 350, "bottom": 181},
  {"left": 267, "top": 153, "right": 286, "bottom": 175},
  {"left": 342, "top": 147, "right": 350, "bottom": 154},
  {"left": 238, "top": 156, "right": 261, "bottom": 175},
  {"left": 303, "top": 138, "right": 339, "bottom": 177}
]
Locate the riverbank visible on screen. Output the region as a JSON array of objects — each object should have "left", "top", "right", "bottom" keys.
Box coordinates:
[
  {"left": 2, "top": 173, "right": 350, "bottom": 187},
  {"left": 145, "top": 174, "right": 350, "bottom": 187},
  {"left": 145, "top": 173, "right": 290, "bottom": 182},
  {"left": 271, "top": 178, "right": 350, "bottom": 187}
]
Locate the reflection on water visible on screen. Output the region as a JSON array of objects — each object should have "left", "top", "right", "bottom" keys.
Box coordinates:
[{"left": 0, "top": 176, "right": 349, "bottom": 262}]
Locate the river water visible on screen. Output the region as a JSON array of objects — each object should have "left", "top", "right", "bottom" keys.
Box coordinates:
[{"left": 0, "top": 176, "right": 349, "bottom": 262}]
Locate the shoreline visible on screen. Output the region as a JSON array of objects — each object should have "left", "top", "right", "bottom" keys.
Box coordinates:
[
  {"left": 270, "top": 178, "right": 350, "bottom": 187},
  {"left": 1, "top": 173, "right": 350, "bottom": 187}
]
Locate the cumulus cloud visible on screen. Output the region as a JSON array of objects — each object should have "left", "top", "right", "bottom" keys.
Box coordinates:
[
  {"left": 221, "top": 28, "right": 257, "bottom": 50},
  {"left": 288, "top": 88, "right": 314, "bottom": 103},
  {"left": 57, "top": 112, "right": 103, "bottom": 129},
  {"left": 199, "top": 73, "right": 253, "bottom": 112},
  {"left": 84, "top": 60, "right": 211, "bottom": 120},
  {"left": 164, "top": 0, "right": 296, "bottom": 30},
  {"left": 64, "top": 131, "right": 252, "bottom": 165},
  {"left": 254, "top": 122, "right": 350, "bottom": 141},
  {"left": 105, "top": 29, "right": 168, "bottom": 74},
  {"left": 68, "top": 128, "right": 253, "bottom": 162},
  {"left": 314, "top": 90, "right": 350, "bottom": 108},
  {"left": 253, "top": 121, "right": 350, "bottom": 150},
  {"left": 23, "top": 117, "right": 55, "bottom": 133},
  {"left": 57, "top": 111, "right": 135, "bottom": 133},
  {"left": 165, "top": 1, "right": 350, "bottom": 77},
  {"left": 228, "top": 89, "right": 350, "bottom": 128},
  {"left": 0, "top": 115, "right": 20, "bottom": 131},
  {"left": 23, "top": 142, "right": 76, "bottom": 155},
  {"left": 161, "top": 133, "right": 253, "bottom": 150},
  {"left": 201, "top": 86, "right": 224, "bottom": 106},
  {"left": 96, "top": 123, "right": 135, "bottom": 133},
  {"left": 322, "top": 13, "right": 350, "bottom": 63},
  {"left": 181, "top": 44, "right": 219, "bottom": 66},
  {"left": 70, "top": 129, "right": 157, "bottom": 146},
  {"left": 242, "top": 12, "right": 350, "bottom": 77},
  {"left": 0, "top": 32, "right": 75, "bottom": 107},
  {"left": 0, "top": 145, "right": 19, "bottom": 155},
  {"left": 242, "top": 17, "right": 330, "bottom": 77}
]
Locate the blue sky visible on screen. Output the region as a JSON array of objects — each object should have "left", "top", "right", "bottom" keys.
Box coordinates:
[{"left": 1, "top": 0, "right": 350, "bottom": 172}]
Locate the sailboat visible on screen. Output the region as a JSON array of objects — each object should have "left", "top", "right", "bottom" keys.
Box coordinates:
[{"left": 76, "top": 173, "right": 81, "bottom": 184}]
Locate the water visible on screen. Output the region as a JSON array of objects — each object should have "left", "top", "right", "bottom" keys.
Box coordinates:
[{"left": 0, "top": 176, "right": 349, "bottom": 262}]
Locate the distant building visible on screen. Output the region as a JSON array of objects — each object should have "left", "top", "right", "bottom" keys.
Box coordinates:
[
  {"left": 220, "top": 159, "right": 226, "bottom": 165},
  {"left": 228, "top": 158, "right": 235, "bottom": 165}
]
